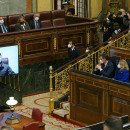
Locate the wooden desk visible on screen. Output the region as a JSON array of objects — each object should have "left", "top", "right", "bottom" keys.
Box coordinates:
[
  {"left": 0, "top": 16, "right": 99, "bottom": 66},
  {"left": 70, "top": 70, "right": 130, "bottom": 125},
  {"left": 0, "top": 113, "right": 45, "bottom": 130}
]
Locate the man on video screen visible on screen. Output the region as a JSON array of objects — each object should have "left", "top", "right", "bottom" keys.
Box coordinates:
[{"left": 0, "top": 53, "right": 15, "bottom": 76}]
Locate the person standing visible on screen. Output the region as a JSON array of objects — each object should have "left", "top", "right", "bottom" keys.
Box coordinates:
[
  {"left": 113, "top": 9, "right": 129, "bottom": 33},
  {"left": 68, "top": 40, "right": 81, "bottom": 61},
  {"left": 103, "top": 12, "right": 114, "bottom": 42}
]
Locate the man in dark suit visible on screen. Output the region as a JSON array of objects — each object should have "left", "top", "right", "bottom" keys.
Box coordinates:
[
  {"left": 95, "top": 53, "right": 114, "bottom": 78},
  {"left": 29, "top": 13, "right": 42, "bottom": 29},
  {"left": 103, "top": 18, "right": 113, "bottom": 42},
  {"left": 0, "top": 16, "right": 9, "bottom": 33},
  {"left": 68, "top": 40, "right": 81, "bottom": 61},
  {"left": 15, "top": 16, "right": 30, "bottom": 31},
  {"left": 112, "top": 9, "right": 129, "bottom": 33}
]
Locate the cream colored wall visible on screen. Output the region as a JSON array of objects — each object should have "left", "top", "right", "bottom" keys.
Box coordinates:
[
  {"left": 90, "top": 0, "right": 102, "bottom": 18},
  {"left": 37, "top": 0, "right": 53, "bottom": 12}
]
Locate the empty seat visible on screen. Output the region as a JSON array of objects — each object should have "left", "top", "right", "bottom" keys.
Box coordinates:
[
  {"left": 22, "top": 13, "right": 34, "bottom": 23},
  {"left": 52, "top": 10, "right": 66, "bottom": 27},
  {"left": 39, "top": 11, "right": 52, "bottom": 28},
  {"left": 7, "top": 14, "right": 22, "bottom": 32},
  {"left": 23, "top": 122, "right": 39, "bottom": 130},
  {"left": 32, "top": 108, "right": 43, "bottom": 122},
  {"left": 41, "top": 21, "right": 52, "bottom": 28}
]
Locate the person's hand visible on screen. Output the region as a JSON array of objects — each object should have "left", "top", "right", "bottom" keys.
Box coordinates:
[
  {"left": 122, "top": 12, "right": 126, "bottom": 17},
  {"left": 95, "top": 64, "right": 101, "bottom": 70},
  {"left": 113, "top": 14, "right": 116, "bottom": 18},
  {"left": 107, "top": 12, "right": 111, "bottom": 18}
]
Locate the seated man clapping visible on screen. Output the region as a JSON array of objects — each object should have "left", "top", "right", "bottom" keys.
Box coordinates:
[{"left": 95, "top": 53, "right": 114, "bottom": 78}]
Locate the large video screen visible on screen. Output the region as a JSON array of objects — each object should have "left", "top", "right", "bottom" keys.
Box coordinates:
[{"left": 0, "top": 45, "right": 19, "bottom": 76}]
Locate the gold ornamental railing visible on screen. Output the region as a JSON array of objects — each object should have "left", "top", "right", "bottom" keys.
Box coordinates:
[{"left": 49, "top": 29, "right": 130, "bottom": 114}]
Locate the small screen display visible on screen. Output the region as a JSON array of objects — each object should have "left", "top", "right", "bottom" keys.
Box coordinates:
[{"left": 0, "top": 45, "right": 19, "bottom": 76}]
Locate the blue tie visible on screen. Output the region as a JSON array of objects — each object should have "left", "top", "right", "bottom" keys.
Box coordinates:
[
  {"left": 36, "top": 21, "right": 39, "bottom": 29},
  {"left": 1, "top": 24, "right": 7, "bottom": 33}
]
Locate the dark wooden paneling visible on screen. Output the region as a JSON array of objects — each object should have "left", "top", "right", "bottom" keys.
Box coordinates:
[
  {"left": 57, "top": 29, "right": 86, "bottom": 52},
  {"left": 70, "top": 71, "right": 130, "bottom": 125},
  {"left": 110, "top": 47, "right": 130, "bottom": 60},
  {"left": 0, "top": 15, "right": 99, "bottom": 66},
  {"left": 22, "top": 35, "right": 52, "bottom": 56}
]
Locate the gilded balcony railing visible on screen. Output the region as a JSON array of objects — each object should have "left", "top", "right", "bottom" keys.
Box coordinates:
[{"left": 49, "top": 30, "right": 130, "bottom": 114}]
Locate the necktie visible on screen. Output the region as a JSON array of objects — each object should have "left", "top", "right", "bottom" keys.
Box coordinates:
[
  {"left": 1, "top": 24, "right": 7, "bottom": 33},
  {"left": 36, "top": 21, "right": 39, "bottom": 29},
  {"left": 103, "top": 63, "right": 105, "bottom": 70}
]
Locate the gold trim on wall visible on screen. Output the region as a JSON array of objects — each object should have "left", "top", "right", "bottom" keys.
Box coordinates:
[{"left": 36, "top": 0, "right": 53, "bottom": 12}]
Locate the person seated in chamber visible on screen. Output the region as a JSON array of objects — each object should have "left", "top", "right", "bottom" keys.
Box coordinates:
[
  {"left": 114, "top": 59, "right": 129, "bottom": 83},
  {"left": 15, "top": 16, "right": 30, "bottom": 31}
]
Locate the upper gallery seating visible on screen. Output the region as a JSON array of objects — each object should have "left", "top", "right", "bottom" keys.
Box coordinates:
[
  {"left": 2, "top": 10, "right": 70, "bottom": 32},
  {"left": 1, "top": 10, "right": 98, "bottom": 32},
  {"left": 0, "top": 10, "right": 99, "bottom": 66},
  {"left": 39, "top": 11, "right": 52, "bottom": 28},
  {"left": 52, "top": 10, "right": 66, "bottom": 27},
  {"left": 7, "top": 14, "right": 22, "bottom": 32},
  {"left": 22, "top": 13, "right": 34, "bottom": 23}
]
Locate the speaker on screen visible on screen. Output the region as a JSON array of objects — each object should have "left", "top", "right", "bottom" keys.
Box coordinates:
[{"left": 0, "top": 45, "right": 19, "bottom": 76}]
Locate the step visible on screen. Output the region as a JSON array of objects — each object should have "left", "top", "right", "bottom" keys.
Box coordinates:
[
  {"left": 52, "top": 108, "right": 85, "bottom": 128},
  {"left": 60, "top": 101, "right": 69, "bottom": 111},
  {"left": 52, "top": 108, "right": 69, "bottom": 118}
]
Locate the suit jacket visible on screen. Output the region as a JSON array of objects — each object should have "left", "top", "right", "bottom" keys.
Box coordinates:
[
  {"left": 100, "top": 61, "right": 114, "bottom": 78},
  {"left": 113, "top": 16, "right": 129, "bottom": 32},
  {"left": 29, "top": 20, "right": 42, "bottom": 29},
  {"left": 15, "top": 22, "right": 30, "bottom": 31},
  {"left": 103, "top": 21, "right": 114, "bottom": 42},
  {"left": 0, "top": 24, "right": 9, "bottom": 33},
  {"left": 0, "top": 63, "right": 15, "bottom": 76},
  {"left": 68, "top": 47, "right": 81, "bottom": 61},
  {"left": 114, "top": 69, "right": 129, "bottom": 83}
]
